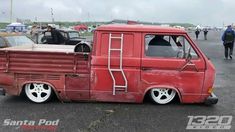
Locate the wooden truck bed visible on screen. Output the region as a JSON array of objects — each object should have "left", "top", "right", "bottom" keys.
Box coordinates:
[{"left": 0, "top": 44, "right": 90, "bottom": 74}]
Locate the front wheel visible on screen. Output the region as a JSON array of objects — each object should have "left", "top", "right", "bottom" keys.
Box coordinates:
[
  {"left": 150, "top": 88, "right": 176, "bottom": 104},
  {"left": 24, "top": 83, "right": 53, "bottom": 103}
]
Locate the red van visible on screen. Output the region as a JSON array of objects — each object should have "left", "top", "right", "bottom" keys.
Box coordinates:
[{"left": 0, "top": 25, "right": 218, "bottom": 104}]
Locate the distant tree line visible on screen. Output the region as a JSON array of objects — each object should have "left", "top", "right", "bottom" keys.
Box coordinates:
[
  {"left": 0, "top": 21, "right": 194, "bottom": 29},
  {"left": 0, "top": 23, "right": 9, "bottom": 29}
]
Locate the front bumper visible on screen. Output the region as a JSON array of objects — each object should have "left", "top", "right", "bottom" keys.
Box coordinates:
[
  {"left": 205, "top": 92, "right": 218, "bottom": 105},
  {"left": 0, "top": 88, "right": 5, "bottom": 96}
]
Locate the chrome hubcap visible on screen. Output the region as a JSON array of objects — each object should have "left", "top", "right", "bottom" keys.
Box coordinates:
[
  {"left": 25, "top": 83, "right": 52, "bottom": 103},
  {"left": 150, "top": 88, "right": 176, "bottom": 104}
]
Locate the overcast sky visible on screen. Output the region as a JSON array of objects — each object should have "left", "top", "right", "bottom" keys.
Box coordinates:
[{"left": 0, "top": 0, "right": 234, "bottom": 26}]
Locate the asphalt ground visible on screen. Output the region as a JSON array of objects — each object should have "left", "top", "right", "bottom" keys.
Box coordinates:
[{"left": 0, "top": 30, "right": 234, "bottom": 132}]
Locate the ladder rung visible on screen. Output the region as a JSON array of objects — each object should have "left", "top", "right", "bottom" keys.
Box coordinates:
[
  {"left": 110, "top": 69, "right": 122, "bottom": 72},
  {"left": 110, "top": 37, "right": 122, "bottom": 39},
  {"left": 115, "top": 88, "right": 126, "bottom": 91},
  {"left": 115, "top": 87, "right": 126, "bottom": 89},
  {"left": 115, "top": 85, "right": 127, "bottom": 88},
  {"left": 110, "top": 48, "right": 121, "bottom": 51}
]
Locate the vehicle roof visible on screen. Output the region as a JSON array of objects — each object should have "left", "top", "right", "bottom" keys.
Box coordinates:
[
  {"left": 0, "top": 32, "right": 24, "bottom": 37},
  {"left": 96, "top": 24, "right": 186, "bottom": 33}
]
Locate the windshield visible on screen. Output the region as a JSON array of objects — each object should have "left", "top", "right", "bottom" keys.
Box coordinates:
[
  {"left": 5, "top": 36, "right": 34, "bottom": 46},
  {"left": 68, "top": 32, "right": 79, "bottom": 38}
]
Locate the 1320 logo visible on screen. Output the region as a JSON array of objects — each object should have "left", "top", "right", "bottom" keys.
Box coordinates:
[{"left": 186, "top": 116, "right": 232, "bottom": 130}]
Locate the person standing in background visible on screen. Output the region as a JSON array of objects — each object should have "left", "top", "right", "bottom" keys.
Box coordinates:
[
  {"left": 195, "top": 29, "right": 200, "bottom": 40},
  {"left": 30, "top": 25, "right": 38, "bottom": 43},
  {"left": 47, "top": 26, "right": 65, "bottom": 44},
  {"left": 222, "top": 25, "right": 235, "bottom": 60},
  {"left": 203, "top": 28, "right": 208, "bottom": 40}
]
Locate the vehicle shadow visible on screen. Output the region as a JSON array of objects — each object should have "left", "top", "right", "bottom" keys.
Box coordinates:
[
  {"left": 0, "top": 93, "right": 217, "bottom": 108},
  {"left": 0, "top": 94, "right": 59, "bottom": 104}
]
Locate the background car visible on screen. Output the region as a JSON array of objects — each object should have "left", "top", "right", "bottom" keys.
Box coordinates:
[
  {"left": 39, "top": 29, "right": 85, "bottom": 45},
  {"left": 0, "top": 33, "right": 34, "bottom": 48}
]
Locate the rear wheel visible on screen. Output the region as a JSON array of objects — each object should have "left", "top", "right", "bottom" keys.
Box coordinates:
[
  {"left": 24, "top": 83, "right": 52, "bottom": 103},
  {"left": 150, "top": 88, "right": 176, "bottom": 104}
]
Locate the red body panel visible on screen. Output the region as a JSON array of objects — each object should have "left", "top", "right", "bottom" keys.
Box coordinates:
[{"left": 0, "top": 25, "right": 215, "bottom": 103}]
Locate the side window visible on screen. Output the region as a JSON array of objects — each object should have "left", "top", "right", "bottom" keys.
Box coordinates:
[
  {"left": 60, "top": 32, "right": 67, "bottom": 39},
  {"left": 145, "top": 35, "right": 198, "bottom": 59},
  {"left": 0, "top": 37, "right": 5, "bottom": 47},
  {"left": 176, "top": 36, "right": 198, "bottom": 59}
]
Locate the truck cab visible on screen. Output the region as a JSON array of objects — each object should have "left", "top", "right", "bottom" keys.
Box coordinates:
[
  {"left": 0, "top": 24, "right": 218, "bottom": 105},
  {"left": 89, "top": 25, "right": 217, "bottom": 104}
]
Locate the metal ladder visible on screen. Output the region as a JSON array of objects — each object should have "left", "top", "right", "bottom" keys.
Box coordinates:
[{"left": 108, "top": 33, "right": 128, "bottom": 95}]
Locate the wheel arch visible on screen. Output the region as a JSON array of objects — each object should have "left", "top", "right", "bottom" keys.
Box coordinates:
[
  {"left": 20, "top": 81, "right": 60, "bottom": 100},
  {"left": 143, "top": 85, "right": 183, "bottom": 103}
]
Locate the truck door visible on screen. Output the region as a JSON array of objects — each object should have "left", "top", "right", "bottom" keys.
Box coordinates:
[
  {"left": 141, "top": 34, "right": 206, "bottom": 102},
  {"left": 65, "top": 54, "right": 90, "bottom": 100}
]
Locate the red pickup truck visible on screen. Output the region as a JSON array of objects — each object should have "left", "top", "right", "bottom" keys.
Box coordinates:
[{"left": 0, "top": 25, "right": 218, "bottom": 104}]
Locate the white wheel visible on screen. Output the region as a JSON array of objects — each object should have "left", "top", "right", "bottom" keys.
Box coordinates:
[
  {"left": 150, "top": 88, "right": 176, "bottom": 104},
  {"left": 25, "top": 83, "right": 52, "bottom": 103}
]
